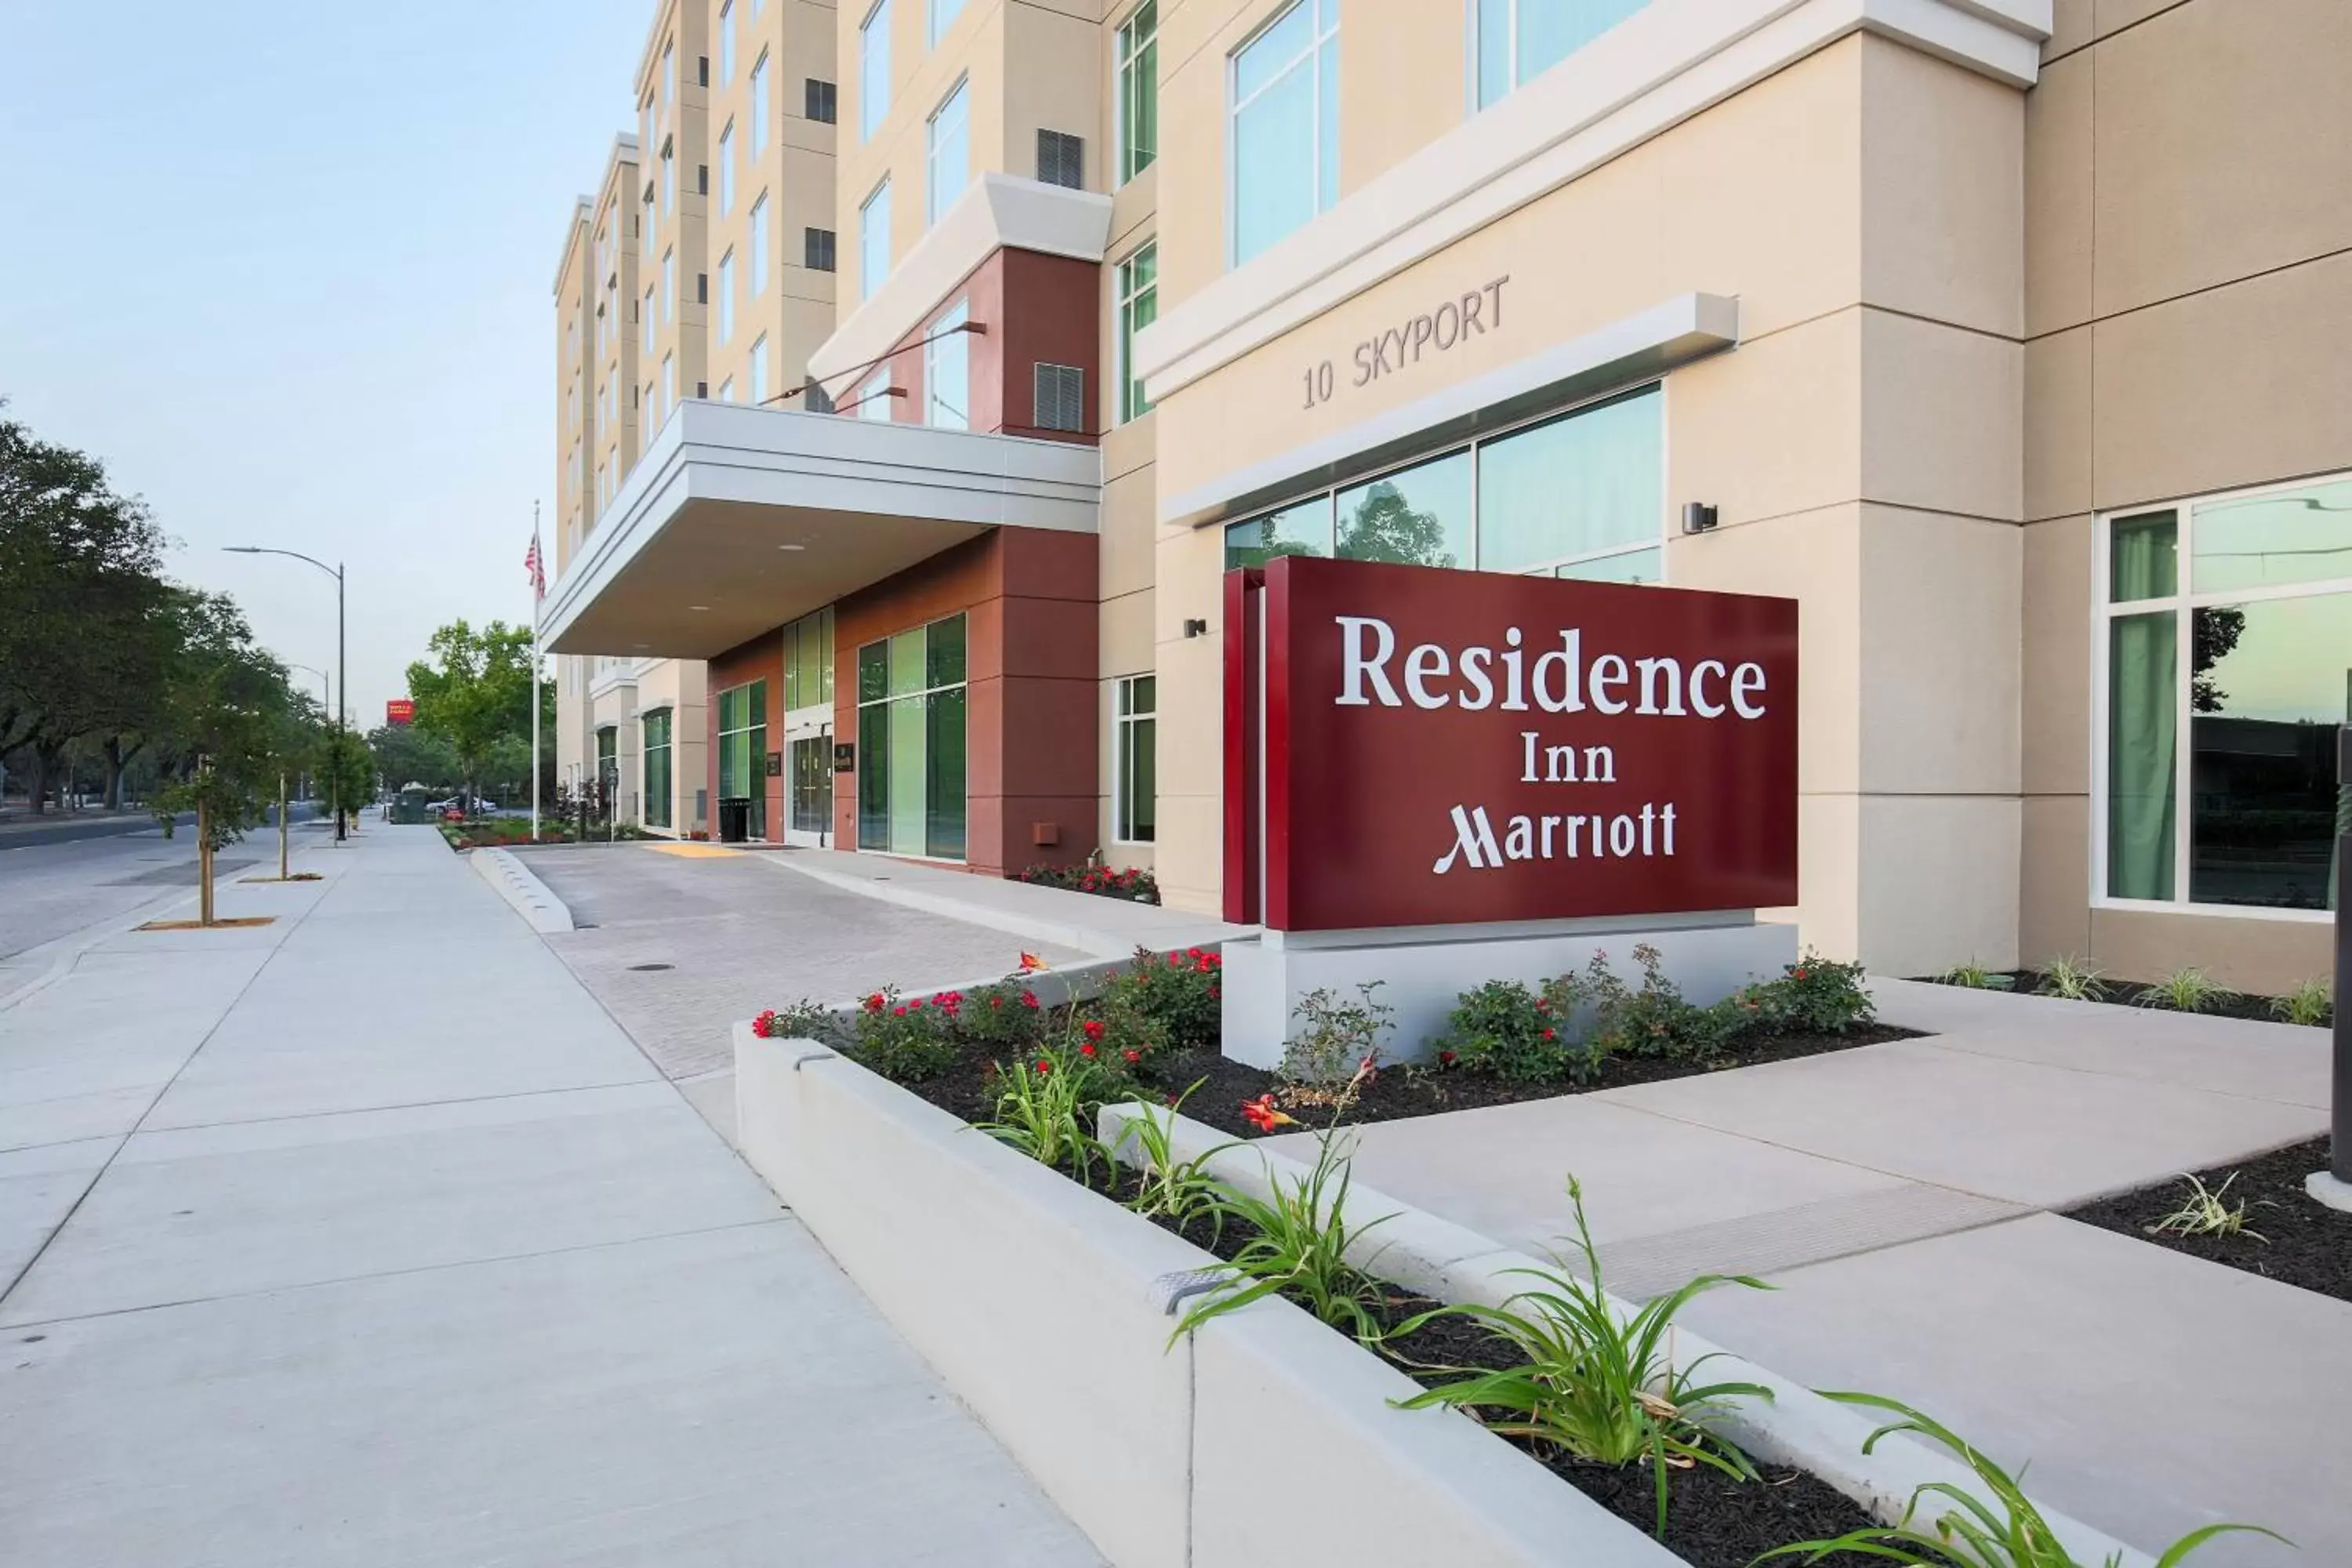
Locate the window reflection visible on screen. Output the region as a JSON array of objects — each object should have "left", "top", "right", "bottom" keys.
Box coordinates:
[{"left": 1336, "top": 451, "right": 1471, "bottom": 568}]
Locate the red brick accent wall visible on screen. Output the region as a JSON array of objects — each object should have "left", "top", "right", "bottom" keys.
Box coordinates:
[
  {"left": 706, "top": 630, "right": 785, "bottom": 842},
  {"left": 831, "top": 528, "right": 1098, "bottom": 877},
  {"left": 869, "top": 248, "right": 1102, "bottom": 445}
]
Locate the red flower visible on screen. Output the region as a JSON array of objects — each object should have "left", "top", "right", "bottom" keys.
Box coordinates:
[
  {"left": 1167, "top": 950, "right": 1184, "bottom": 964},
  {"left": 1034, "top": 1059, "right": 1053, "bottom": 1075},
  {"left": 1187, "top": 947, "right": 1203, "bottom": 960},
  {"left": 1240, "top": 1094, "right": 1297, "bottom": 1134},
  {"left": 1080, "top": 1043, "right": 1098, "bottom": 1058},
  {"left": 1534, "top": 997, "right": 1550, "bottom": 1013},
  {"left": 892, "top": 1004, "right": 908, "bottom": 1016},
  {"left": 1020, "top": 989, "right": 1040, "bottom": 1009},
  {"left": 865, "top": 993, "right": 886, "bottom": 1012},
  {"left": 1122, "top": 1049, "right": 1142, "bottom": 1065},
  {"left": 1541, "top": 1028, "right": 1555, "bottom": 1041},
  {"left": 989, "top": 996, "right": 1004, "bottom": 1011},
  {"left": 752, "top": 1009, "right": 777, "bottom": 1038},
  {"left": 1438, "top": 1049, "right": 1457, "bottom": 1065},
  {"left": 1083, "top": 1019, "right": 1105, "bottom": 1042},
  {"left": 1792, "top": 967, "right": 1811, "bottom": 982},
  {"left": 1019, "top": 952, "right": 1046, "bottom": 973},
  {"left": 906, "top": 996, "right": 924, "bottom": 1011},
  {"left": 1207, "top": 985, "right": 1220, "bottom": 1001}
]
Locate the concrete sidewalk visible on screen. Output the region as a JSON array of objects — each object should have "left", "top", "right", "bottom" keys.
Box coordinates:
[
  {"left": 0, "top": 825, "right": 1097, "bottom": 1567},
  {"left": 1270, "top": 978, "right": 2334, "bottom": 1563}
]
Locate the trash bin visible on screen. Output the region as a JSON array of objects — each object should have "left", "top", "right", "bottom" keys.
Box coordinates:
[{"left": 718, "top": 798, "right": 751, "bottom": 844}]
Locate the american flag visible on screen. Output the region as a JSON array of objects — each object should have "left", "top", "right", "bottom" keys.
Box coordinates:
[{"left": 524, "top": 530, "right": 546, "bottom": 601}]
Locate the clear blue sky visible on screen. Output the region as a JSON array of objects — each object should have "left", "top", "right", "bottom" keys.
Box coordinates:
[{"left": 0, "top": 2, "right": 651, "bottom": 726}]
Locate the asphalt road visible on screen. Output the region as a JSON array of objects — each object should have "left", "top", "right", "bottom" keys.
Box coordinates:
[{"left": 0, "top": 819, "right": 328, "bottom": 973}]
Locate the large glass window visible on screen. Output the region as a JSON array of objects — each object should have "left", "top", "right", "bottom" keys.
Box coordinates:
[
  {"left": 929, "top": 0, "right": 966, "bottom": 47},
  {"left": 642, "top": 709, "right": 673, "bottom": 829},
  {"left": 750, "top": 332, "right": 770, "bottom": 405},
  {"left": 855, "top": 613, "right": 967, "bottom": 860},
  {"left": 859, "top": 0, "right": 891, "bottom": 141},
  {"left": 860, "top": 180, "right": 891, "bottom": 297},
  {"left": 926, "top": 300, "right": 969, "bottom": 429},
  {"left": 1116, "top": 242, "right": 1157, "bottom": 424},
  {"left": 717, "top": 123, "right": 735, "bottom": 214},
  {"left": 1114, "top": 673, "right": 1156, "bottom": 843},
  {"left": 717, "top": 680, "right": 770, "bottom": 840},
  {"left": 927, "top": 78, "right": 970, "bottom": 224},
  {"left": 1116, "top": 0, "right": 1158, "bottom": 185},
  {"left": 750, "top": 193, "right": 770, "bottom": 292},
  {"left": 782, "top": 606, "right": 835, "bottom": 711},
  {"left": 1473, "top": 0, "right": 1651, "bottom": 110},
  {"left": 717, "top": 250, "right": 734, "bottom": 343},
  {"left": 662, "top": 247, "right": 675, "bottom": 321},
  {"left": 718, "top": 0, "right": 735, "bottom": 83},
  {"left": 750, "top": 53, "right": 771, "bottom": 154},
  {"left": 1229, "top": 0, "right": 1338, "bottom": 265},
  {"left": 1221, "top": 383, "right": 1662, "bottom": 580},
  {"left": 2100, "top": 475, "right": 2352, "bottom": 916}
]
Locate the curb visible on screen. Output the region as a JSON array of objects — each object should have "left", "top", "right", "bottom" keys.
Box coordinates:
[
  {"left": 762, "top": 853, "right": 1220, "bottom": 962},
  {"left": 1098, "top": 1102, "right": 2156, "bottom": 1568},
  {"left": 472, "top": 848, "right": 575, "bottom": 933}
]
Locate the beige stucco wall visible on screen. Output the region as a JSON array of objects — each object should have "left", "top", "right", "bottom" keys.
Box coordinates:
[
  {"left": 554, "top": 209, "right": 594, "bottom": 572},
  {"left": 590, "top": 144, "right": 644, "bottom": 532},
  {"left": 638, "top": 0, "right": 713, "bottom": 428},
  {"left": 2016, "top": 0, "right": 2350, "bottom": 992}
]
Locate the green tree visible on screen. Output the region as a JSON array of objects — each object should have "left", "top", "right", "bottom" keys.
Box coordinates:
[
  {"left": 404, "top": 620, "right": 539, "bottom": 807},
  {"left": 367, "top": 723, "right": 461, "bottom": 794}
]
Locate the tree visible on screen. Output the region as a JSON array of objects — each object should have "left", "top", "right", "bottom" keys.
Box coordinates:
[
  {"left": 405, "top": 620, "right": 537, "bottom": 808},
  {"left": 367, "top": 723, "right": 461, "bottom": 794}
]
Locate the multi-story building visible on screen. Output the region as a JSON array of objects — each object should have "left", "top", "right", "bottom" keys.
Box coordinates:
[{"left": 545, "top": 0, "right": 2345, "bottom": 993}]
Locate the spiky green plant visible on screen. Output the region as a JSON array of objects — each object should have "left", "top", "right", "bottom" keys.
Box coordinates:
[
  {"left": 2147, "top": 1171, "right": 2267, "bottom": 1243},
  {"left": 976, "top": 1045, "right": 1112, "bottom": 1187},
  {"left": 1116, "top": 1080, "right": 1235, "bottom": 1237},
  {"left": 2034, "top": 956, "right": 2106, "bottom": 1002},
  {"left": 1392, "top": 1177, "right": 1772, "bottom": 1540},
  {"left": 1938, "top": 962, "right": 2013, "bottom": 991},
  {"left": 2270, "top": 977, "right": 2332, "bottom": 1028},
  {"left": 1761, "top": 1393, "right": 2286, "bottom": 1566},
  {"left": 2136, "top": 967, "right": 2232, "bottom": 1014},
  {"left": 1169, "top": 1124, "right": 1397, "bottom": 1348}
]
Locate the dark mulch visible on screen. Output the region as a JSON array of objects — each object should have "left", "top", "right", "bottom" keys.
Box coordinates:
[
  {"left": 1136, "top": 1025, "right": 1920, "bottom": 1141},
  {"left": 1122, "top": 1174, "right": 1881, "bottom": 1565},
  {"left": 2063, "top": 1136, "right": 2352, "bottom": 1305},
  {"left": 1911, "top": 971, "right": 2329, "bottom": 1027}
]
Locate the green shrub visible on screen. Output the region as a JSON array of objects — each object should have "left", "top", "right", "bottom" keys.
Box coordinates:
[
  {"left": 847, "top": 986, "right": 960, "bottom": 1083},
  {"left": 2271, "top": 977, "right": 2332, "bottom": 1027},
  {"left": 1434, "top": 979, "right": 1592, "bottom": 1082},
  {"left": 1937, "top": 962, "right": 2013, "bottom": 990},
  {"left": 1097, "top": 945, "right": 1221, "bottom": 1051},
  {"left": 1279, "top": 982, "right": 1394, "bottom": 1087},
  {"left": 2034, "top": 954, "right": 2107, "bottom": 1002},
  {"left": 1741, "top": 952, "right": 1875, "bottom": 1034},
  {"left": 750, "top": 1000, "right": 840, "bottom": 1043},
  {"left": 1017, "top": 862, "right": 1161, "bottom": 904},
  {"left": 2136, "top": 967, "right": 2231, "bottom": 1014},
  {"left": 959, "top": 978, "right": 1048, "bottom": 1049},
  {"left": 1577, "top": 944, "right": 1737, "bottom": 1065}
]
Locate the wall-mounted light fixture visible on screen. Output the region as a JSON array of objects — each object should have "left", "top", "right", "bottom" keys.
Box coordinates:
[
  {"left": 1682, "top": 502, "right": 1720, "bottom": 535},
  {"left": 1183, "top": 618, "right": 1209, "bottom": 638}
]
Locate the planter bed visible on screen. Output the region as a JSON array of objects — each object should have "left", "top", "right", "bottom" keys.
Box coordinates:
[
  {"left": 2063, "top": 1135, "right": 2352, "bottom": 1305},
  {"left": 1911, "top": 969, "right": 2330, "bottom": 1027}
]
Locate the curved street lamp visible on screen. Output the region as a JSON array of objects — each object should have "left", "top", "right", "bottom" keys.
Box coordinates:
[{"left": 224, "top": 547, "right": 346, "bottom": 843}]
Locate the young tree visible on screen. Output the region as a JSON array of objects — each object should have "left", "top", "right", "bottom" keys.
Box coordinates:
[
  {"left": 147, "top": 597, "right": 302, "bottom": 924},
  {"left": 405, "top": 620, "right": 536, "bottom": 809}
]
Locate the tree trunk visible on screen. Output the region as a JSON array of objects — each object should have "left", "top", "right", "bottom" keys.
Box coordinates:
[
  {"left": 24, "top": 746, "right": 47, "bottom": 815},
  {"left": 278, "top": 772, "right": 289, "bottom": 880},
  {"left": 103, "top": 737, "right": 125, "bottom": 811},
  {"left": 198, "top": 794, "right": 215, "bottom": 927}
]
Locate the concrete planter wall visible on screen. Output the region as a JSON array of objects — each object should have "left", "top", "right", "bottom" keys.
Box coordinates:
[{"left": 732, "top": 1022, "right": 1678, "bottom": 1568}]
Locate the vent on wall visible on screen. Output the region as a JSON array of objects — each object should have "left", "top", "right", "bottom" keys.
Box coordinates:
[
  {"left": 805, "top": 78, "right": 837, "bottom": 124},
  {"left": 804, "top": 227, "right": 837, "bottom": 272},
  {"left": 1033, "top": 363, "right": 1085, "bottom": 434},
  {"left": 803, "top": 379, "right": 836, "bottom": 415},
  {"left": 1036, "top": 130, "right": 1083, "bottom": 191}
]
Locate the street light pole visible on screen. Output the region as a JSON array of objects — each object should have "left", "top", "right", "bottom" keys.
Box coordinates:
[{"left": 225, "top": 547, "right": 347, "bottom": 844}]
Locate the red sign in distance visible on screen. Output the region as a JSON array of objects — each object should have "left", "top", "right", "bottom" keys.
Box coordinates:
[
  {"left": 1224, "top": 555, "right": 1798, "bottom": 933},
  {"left": 386, "top": 699, "right": 415, "bottom": 727}
]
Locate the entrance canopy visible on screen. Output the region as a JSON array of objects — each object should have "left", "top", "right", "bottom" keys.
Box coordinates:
[{"left": 543, "top": 401, "right": 1101, "bottom": 660}]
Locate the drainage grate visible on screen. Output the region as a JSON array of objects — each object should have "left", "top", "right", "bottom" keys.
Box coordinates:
[{"left": 627, "top": 962, "right": 674, "bottom": 971}]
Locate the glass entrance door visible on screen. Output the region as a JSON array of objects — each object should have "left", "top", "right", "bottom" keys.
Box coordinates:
[{"left": 789, "top": 729, "right": 833, "bottom": 844}]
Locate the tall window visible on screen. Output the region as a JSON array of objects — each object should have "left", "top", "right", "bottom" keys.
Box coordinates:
[
  {"left": 662, "top": 151, "right": 674, "bottom": 215},
  {"left": 662, "top": 353, "right": 676, "bottom": 417},
  {"left": 856, "top": 613, "right": 967, "bottom": 860},
  {"left": 642, "top": 710, "right": 673, "bottom": 829},
  {"left": 750, "top": 192, "right": 770, "bottom": 292},
  {"left": 1224, "top": 383, "right": 1662, "bottom": 586},
  {"left": 1229, "top": 0, "right": 1338, "bottom": 265},
  {"left": 1473, "top": 0, "right": 1650, "bottom": 110},
  {"left": 717, "top": 250, "right": 735, "bottom": 343},
  {"left": 929, "top": 0, "right": 966, "bottom": 46},
  {"left": 750, "top": 53, "right": 771, "bottom": 154},
  {"left": 750, "top": 333, "right": 771, "bottom": 404},
  {"left": 860, "top": 180, "right": 892, "bottom": 297},
  {"left": 716, "top": 681, "right": 769, "bottom": 840},
  {"left": 925, "top": 300, "right": 968, "bottom": 429},
  {"left": 1116, "top": 0, "right": 1158, "bottom": 184},
  {"left": 2098, "top": 474, "right": 2351, "bottom": 915},
  {"left": 717, "top": 123, "right": 735, "bottom": 213},
  {"left": 927, "top": 78, "right": 970, "bottom": 224},
  {"left": 1116, "top": 241, "right": 1157, "bottom": 424},
  {"left": 783, "top": 606, "right": 836, "bottom": 711},
  {"left": 642, "top": 285, "right": 655, "bottom": 351},
  {"left": 718, "top": 0, "right": 735, "bottom": 83},
  {"left": 641, "top": 193, "right": 654, "bottom": 258},
  {"left": 717, "top": 376, "right": 735, "bottom": 401},
  {"left": 661, "top": 248, "right": 675, "bottom": 321},
  {"left": 859, "top": 1, "right": 891, "bottom": 141},
  {"left": 1114, "top": 674, "right": 1156, "bottom": 843}
]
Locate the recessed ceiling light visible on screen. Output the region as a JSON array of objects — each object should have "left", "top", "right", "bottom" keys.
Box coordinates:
[
  {"left": 777, "top": 543, "right": 806, "bottom": 552},
  {"left": 689, "top": 604, "right": 710, "bottom": 611}
]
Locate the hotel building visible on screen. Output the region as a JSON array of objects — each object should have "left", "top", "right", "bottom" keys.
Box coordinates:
[{"left": 549, "top": 0, "right": 2347, "bottom": 992}]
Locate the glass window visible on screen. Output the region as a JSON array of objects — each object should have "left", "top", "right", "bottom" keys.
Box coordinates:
[
  {"left": 642, "top": 285, "right": 655, "bottom": 353},
  {"left": 1230, "top": 0, "right": 1338, "bottom": 265},
  {"left": 859, "top": 369, "right": 893, "bottom": 421},
  {"left": 750, "top": 334, "right": 770, "bottom": 404},
  {"left": 662, "top": 152, "right": 673, "bottom": 215},
  {"left": 2100, "top": 474, "right": 2352, "bottom": 916},
  {"left": 1474, "top": 0, "right": 1651, "bottom": 110},
  {"left": 927, "top": 78, "right": 970, "bottom": 223},
  {"left": 1337, "top": 451, "right": 1472, "bottom": 569},
  {"left": 860, "top": 0, "right": 891, "bottom": 141},
  {"left": 717, "top": 680, "right": 770, "bottom": 840},
  {"left": 1475, "top": 386, "right": 1661, "bottom": 572},
  {"left": 860, "top": 180, "right": 891, "bottom": 297},
  {"left": 750, "top": 53, "right": 771, "bottom": 154},
  {"left": 642, "top": 709, "right": 673, "bottom": 829},
  {"left": 717, "top": 250, "right": 734, "bottom": 343},
  {"left": 1116, "top": 0, "right": 1158, "bottom": 185},
  {"left": 1116, "top": 242, "right": 1157, "bottom": 424},
  {"left": 717, "top": 378, "right": 735, "bottom": 402},
  {"left": 784, "top": 607, "right": 836, "bottom": 710},
  {"left": 930, "top": 0, "right": 966, "bottom": 47},
  {"left": 718, "top": 124, "right": 735, "bottom": 214},
  {"left": 855, "top": 613, "right": 968, "bottom": 860},
  {"left": 750, "top": 193, "right": 770, "bottom": 292},
  {"left": 662, "top": 353, "right": 676, "bottom": 415},
  {"left": 1115, "top": 673, "right": 1156, "bottom": 843},
  {"left": 1225, "top": 497, "right": 1333, "bottom": 570},
  {"left": 662, "top": 247, "right": 675, "bottom": 321},
  {"left": 718, "top": 0, "right": 734, "bottom": 83},
  {"left": 926, "top": 300, "right": 969, "bottom": 430}
]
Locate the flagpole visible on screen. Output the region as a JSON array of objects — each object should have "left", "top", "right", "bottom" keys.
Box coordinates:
[{"left": 530, "top": 501, "right": 543, "bottom": 844}]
